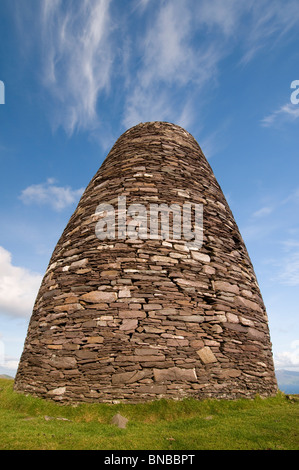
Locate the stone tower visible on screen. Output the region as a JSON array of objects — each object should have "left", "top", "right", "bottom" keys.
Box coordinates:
[{"left": 14, "top": 122, "right": 278, "bottom": 402}]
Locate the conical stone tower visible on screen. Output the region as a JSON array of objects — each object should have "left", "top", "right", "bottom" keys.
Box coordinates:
[{"left": 14, "top": 122, "right": 278, "bottom": 403}]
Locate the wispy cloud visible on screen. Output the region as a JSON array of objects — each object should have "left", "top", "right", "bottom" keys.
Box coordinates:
[
  {"left": 16, "top": 0, "right": 299, "bottom": 138},
  {"left": 277, "top": 251, "right": 299, "bottom": 287},
  {"left": 199, "top": 119, "right": 231, "bottom": 160},
  {"left": 241, "top": 184, "right": 299, "bottom": 248},
  {"left": 123, "top": 0, "right": 299, "bottom": 130},
  {"left": 282, "top": 239, "right": 299, "bottom": 251},
  {"left": 0, "top": 247, "right": 42, "bottom": 319},
  {"left": 242, "top": 186, "right": 299, "bottom": 286},
  {"left": 132, "top": 0, "right": 151, "bottom": 13},
  {"left": 196, "top": 0, "right": 250, "bottom": 36},
  {"left": 140, "top": 2, "right": 201, "bottom": 86},
  {"left": 122, "top": 1, "right": 221, "bottom": 128},
  {"left": 261, "top": 103, "right": 299, "bottom": 127},
  {"left": 252, "top": 206, "right": 274, "bottom": 218},
  {"left": 282, "top": 187, "right": 299, "bottom": 205},
  {"left": 240, "top": 201, "right": 278, "bottom": 242},
  {"left": 20, "top": 178, "right": 84, "bottom": 211},
  {"left": 194, "top": 0, "right": 299, "bottom": 65},
  {"left": 39, "top": 0, "right": 113, "bottom": 134},
  {"left": 239, "top": 0, "right": 299, "bottom": 64}
]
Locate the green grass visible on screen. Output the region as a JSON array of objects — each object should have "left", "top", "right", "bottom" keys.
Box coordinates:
[{"left": 0, "top": 379, "right": 298, "bottom": 450}]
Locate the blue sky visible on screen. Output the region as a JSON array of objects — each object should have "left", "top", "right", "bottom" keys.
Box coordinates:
[{"left": 0, "top": 0, "right": 299, "bottom": 376}]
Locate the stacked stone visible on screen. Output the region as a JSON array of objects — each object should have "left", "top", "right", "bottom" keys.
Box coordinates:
[{"left": 14, "top": 122, "right": 278, "bottom": 403}]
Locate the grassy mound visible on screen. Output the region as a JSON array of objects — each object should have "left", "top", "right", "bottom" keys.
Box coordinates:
[{"left": 0, "top": 379, "right": 298, "bottom": 450}]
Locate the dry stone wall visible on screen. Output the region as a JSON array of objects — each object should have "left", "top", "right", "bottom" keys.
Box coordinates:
[{"left": 14, "top": 122, "right": 278, "bottom": 403}]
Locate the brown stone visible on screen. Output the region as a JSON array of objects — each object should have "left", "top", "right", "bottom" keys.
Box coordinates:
[
  {"left": 100, "top": 270, "right": 118, "bottom": 278},
  {"left": 167, "top": 339, "right": 189, "bottom": 347},
  {"left": 190, "top": 339, "right": 205, "bottom": 349},
  {"left": 175, "top": 278, "right": 208, "bottom": 289},
  {"left": 119, "top": 319, "right": 138, "bottom": 331},
  {"left": 80, "top": 291, "right": 117, "bottom": 303},
  {"left": 151, "top": 255, "right": 178, "bottom": 264},
  {"left": 191, "top": 252, "right": 211, "bottom": 263},
  {"left": 159, "top": 308, "right": 178, "bottom": 315},
  {"left": 135, "top": 348, "right": 164, "bottom": 356},
  {"left": 70, "top": 259, "right": 89, "bottom": 269},
  {"left": 138, "top": 384, "right": 167, "bottom": 394},
  {"left": 170, "top": 315, "right": 204, "bottom": 322},
  {"left": 87, "top": 336, "right": 104, "bottom": 344},
  {"left": 223, "top": 322, "right": 247, "bottom": 334},
  {"left": 235, "top": 296, "right": 262, "bottom": 313},
  {"left": 119, "top": 310, "right": 146, "bottom": 319},
  {"left": 112, "top": 370, "right": 146, "bottom": 384},
  {"left": 76, "top": 350, "right": 98, "bottom": 360},
  {"left": 54, "top": 303, "right": 84, "bottom": 313},
  {"left": 143, "top": 304, "right": 162, "bottom": 311},
  {"left": 226, "top": 313, "right": 239, "bottom": 324},
  {"left": 49, "top": 356, "right": 77, "bottom": 369},
  {"left": 218, "top": 369, "right": 242, "bottom": 379},
  {"left": 239, "top": 316, "right": 254, "bottom": 327},
  {"left": 247, "top": 327, "right": 265, "bottom": 340},
  {"left": 154, "top": 367, "right": 197, "bottom": 382},
  {"left": 197, "top": 347, "right": 217, "bottom": 364},
  {"left": 48, "top": 387, "right": 66, "bottom": 396},
  {"left": 118, "top": 287, "right": 132, "bottom": 298},
  {"left": 202, "top": 265, "right": 216, "bottom": 275},
  {"left": 115, "top": 355, "right": 165, "bottom": 362},
  {"left": 214, "top": 281, "right": 239, "bottom": 294}
]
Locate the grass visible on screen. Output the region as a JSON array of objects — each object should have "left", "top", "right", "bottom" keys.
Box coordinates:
[{"left": 0, "top": 378, "right": 298, "bottom": 450}]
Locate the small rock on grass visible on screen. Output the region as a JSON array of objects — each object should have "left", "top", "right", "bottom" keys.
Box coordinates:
[{"left": 110, "top": 413, "right": 128, "bottom": 429}]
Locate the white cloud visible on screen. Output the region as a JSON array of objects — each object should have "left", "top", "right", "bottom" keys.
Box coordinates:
[
  {"left": 40, "top": 0, "right": 113, "bottom": 134},
  {"left": 141, "top": 2, "right": 194, "bottom": 86},
  {"left": 199, "top": 119, "right": 231, "bottom": 160},
  {"left": 277, "top": 251, "right": 299, "bottom": 287},
  {"left": 194, "top": 0, "right": 299, "bottom": 65},
  {"left": 16, "top": 0, "right": 299, "bottom": 136},
  {"left": 123, "top": 0, "right": 299, "bottom": 130},
  {"left": 275, "top": 340, "right": 299, "bottom": 370},
  {"left": 123, "top": 86, "right": 174, "bottom": 129},
  {"left": 239, "top": 0, "right": 299, "bottom": 64},
  {"left": 196, "top": 0, "right": 249, "bottom": 36},
  {"left": 20, "top": 178, "right": 84, "bottom": 211},
  {"left": 0, "top": 356, "right": 19, "bottom": 373},
  {"left": 261, "top": 103, "right": 299, "bottom": 127},
  {"left": 252, "top": 206, "right": 273, "bottom": 218},
  {"left": 122, "top": 1, "right": 221, "bottom": 128},
  {"left": 133, "top": 0, "right": 151, "bottom": 13},
  {"left": 0, "top": 247, "right": 42, "bottom": 319},
  {"left": 240, "top": 203, "right": 278, "bottom": 241},
  {"left": 240, "top": 222, "right": 276, "bottom": 243},
  {"left": 282, "top": 240, "right": 299, "bottom": 250},
  {"left": 282, "top": 187, "right": 299, "bottom": 205}
]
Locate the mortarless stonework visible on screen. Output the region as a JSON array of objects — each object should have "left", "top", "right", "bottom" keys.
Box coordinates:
[{"left": 14, "top": 122, "right": 278, "bottom": 403}]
